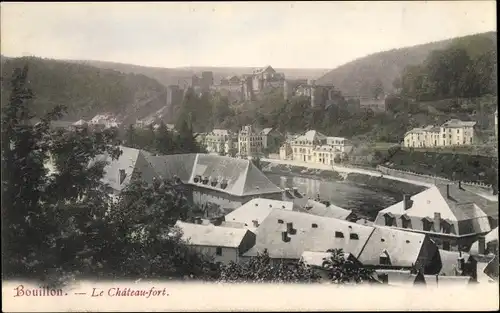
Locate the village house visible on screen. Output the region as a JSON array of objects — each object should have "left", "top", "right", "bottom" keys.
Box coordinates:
[
  {"left": 374, "top": 184, "right": 492, "bottom": 252},
  {"left": 96, "top": 146, "right": 284, "bottom": 211},
  {"left": 404, "top": 119, "right": 477, "bottom": 148},
  {"left": 175, "top": 221, "right": 256, "bottom": 264},
  {"left": 203, "top": 129, "right": 238, "bottom": 155},
  {"left": 287, "top": 130, "right": 352, "bottom": 165},
  {"left": 290, "top": 130, "right": 328, "bottom": 163},
  {"left": 89, "top": 113, "right": 121, "bottom": 129},
  {"left": 293, "top": 80, "right": 340, "bottom": 108},
  {"left": 238, "top": 125, "right": 264, "bottom": 158},
  {"left": 242, "top": 209, "right": 441, "bottom": 273}
]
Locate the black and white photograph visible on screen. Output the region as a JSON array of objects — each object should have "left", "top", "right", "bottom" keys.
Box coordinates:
[{"left": 1, "top": 1, "right": 498, "bottom": 311}]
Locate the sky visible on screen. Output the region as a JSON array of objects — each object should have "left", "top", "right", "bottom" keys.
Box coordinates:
[{"left": 1, "top": 1, "right": 496, "bottom": 69}]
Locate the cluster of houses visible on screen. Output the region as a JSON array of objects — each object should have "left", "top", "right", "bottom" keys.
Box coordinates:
[
  {"left": 403, "top": 119, "right": 478, "bottom": 148},
  {"left": 94, "top": 146, "right": 499, "bottom": 286},
  {"left": 279, "top": 130, "right": 353, "bottom": 165}
]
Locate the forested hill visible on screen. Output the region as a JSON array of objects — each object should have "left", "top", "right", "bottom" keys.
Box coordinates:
[
  {"left": 64, "top": 60, "right": 329, "bottom": 87},
  {"left": 316, "top": 31, "right": 497, "bottom": 97},
  {"left": 1, "top": 57, "right": 167, "bottom": 120}
]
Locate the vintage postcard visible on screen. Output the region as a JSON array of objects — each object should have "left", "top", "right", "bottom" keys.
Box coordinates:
[{"left": 1, "top": 1, "right": 498, "bottom": 311}]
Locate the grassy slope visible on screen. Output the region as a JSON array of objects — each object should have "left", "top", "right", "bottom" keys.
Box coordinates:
[{"left": 1, "top": 57, "right": 167, "bottom": 121}]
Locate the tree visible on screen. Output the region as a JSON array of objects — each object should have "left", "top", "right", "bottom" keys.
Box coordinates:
[
  {"left": 218, "top": 141, "right": 226, "bottom": 156},
  {"left": 155, "top": 122, "right": 175, "bottom": 155},
  {"left": 371, "top": 78, "right": 385, "bottom": 100},
  {"left": 322, "top": 249, "right": 375, "bottom": 284},
  {"left": 334, "top": 154, "right": 341, "bottom": 164},
  {"left": 219, "top": 250, "right": 319, "bottom": 283},
  {"left": 1, "top": 64, "right": 121, "bottom": 280},
  {"left": 176, "top": 117, "right": 201, "bottom": 154},
  {"left": 125, "top": 124, "right": 137, "bottom": 148}
]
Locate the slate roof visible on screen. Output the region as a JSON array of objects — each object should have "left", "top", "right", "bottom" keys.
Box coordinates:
[
  {"left": 188, "top": 154, "right": 282, "bottom": 197},
  {"left": 374, "top": 270, "right": 471, "bottom": 287},
  {"left": 442, "top": 119, "right": 477, "bottom": 128},
  {"left": 375, "top": 184, "right": 492, "bottom": 236},
  {"left": 357, "top": 226, "right": 428, "bottom": 268},
  {"left": 175, "top": 221, "right": 250, "bottom": 248},
  {"left": 260, "top": 128, "right": 273, "bottom": 136},
  {"left": 224, "top": 198, "right": 294, "bottom": 232},
  {"left": 295, "top": 130, "right": 327, "bottom": 142},
  {"left": 304, "top": 200, "right": 353, "bottom": 220},
  {"left": 243, "top": 209, "right": 374, "bottom": 259},
  {"left": 97, "top": 147, "right": 281, "bottom": 197}
]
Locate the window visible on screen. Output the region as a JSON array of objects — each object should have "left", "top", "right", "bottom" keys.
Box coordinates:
[
  {"left": 312, "top": 223, "right": 318, "bottom": 228},
  {"left": 379, "top": 255, "right": 391, "bottom": 265},
  {"left": 278, "top": 219, "right": 284, "bottom": 224},
  {"left": 422, "top": 219, "right": 432, "bottom": 231},
  {"left": 401, "top": 216, "right": 412, "bottom": 229},
  {"left": 216, "top": 247, "right": 222, "bottom": 256},
  {"left": 335, "top": 231, "right": 344, "bottom": 238},
  {"left": 350, "top": 233, "right": 359, "bottom": 240},
  {"left": 384, "top": 214, "right": 395, "bottom": 226}
]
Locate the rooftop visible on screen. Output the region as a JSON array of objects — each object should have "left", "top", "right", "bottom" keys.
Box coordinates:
[
  {"left": 224, "top": 198, "right": 294, "bottom": 232},
  {"left": 304, "top": 200, "right": 353, "bottom": 220},
  {"left": 175, "top": 221, "right": 250, "bottom": 248},
  {"left": 442, "top": 119, "right": 477, "bottom": 128}
]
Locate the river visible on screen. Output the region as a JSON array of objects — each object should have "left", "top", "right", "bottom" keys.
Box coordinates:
[{"left": 266, "top": 173, "right": 400, "bottom": 219}]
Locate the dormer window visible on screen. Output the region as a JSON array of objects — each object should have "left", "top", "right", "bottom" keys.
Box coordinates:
[
  {"left": 379, "top": 250, "right": 391, "bottom": 265},
  {"left": 350, "top": 233, "right": 359, "bottom": 240},
  {"left": 442, "top": 220, "right": 453, "bottom": 234},
  {"left": 312, "top": 223, "right": 318, "bottom": 228},
  {"left": 383, "top": 213, "right": 395, "bottom": 227},
  {"left": 335, "top": 231, "right": 344, "bottom": 238},
  {"left": 193, "top": 175, "right": 202, "bottom": 183},
  {"left": 202, "top": 176, "right": 209, "bottom": 184},
  {"left": 401, "top": 215, "right": 412, "bottom": 229},
  {"left": 422, "top": 217, "right": 433, "bottom": 231}
]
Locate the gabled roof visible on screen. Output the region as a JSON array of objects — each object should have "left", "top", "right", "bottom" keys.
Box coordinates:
[
  {"left": 442, "top": 119, "right": 477, "bottom": 128},
  {"left": 188, "top": 154, "right": 282, "bottom": 197},
  {"left": 305, "top": 200, "right": 353, "bottom": 220},
  {"left": 295, "top": 130, "right": 327, "bottom": 142},
  {"left": 175, "top": 221, "right": 250, "bottom": 248},
  {"left": 377, "top": 185, "right": 491, "bottom": 236},
  {"left": 260, "top": 128, "right": 273, "bottom": 135},
  {"left": 243, "top": 209, "right": 374, "bottom": 259},
  {"left": 357, "top": 226, "right": 427, "bottom": 268},
  {"left": 97, "top": 146, "right": 160, "bottom": 192},
  {"left": 98, "top": 148, "right": 281, "bottom": 197},
  {"left": 224, "top": 198, "right": 294, "bottom": 232}
]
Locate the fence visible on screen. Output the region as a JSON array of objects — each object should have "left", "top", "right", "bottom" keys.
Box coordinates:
[{"left": 376, "top": 165, "right": 493, "bottom": 189}]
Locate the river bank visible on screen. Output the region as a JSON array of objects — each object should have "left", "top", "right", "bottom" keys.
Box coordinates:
[{"left": 261, "top": 161, "right": 426, "bottom": 197}]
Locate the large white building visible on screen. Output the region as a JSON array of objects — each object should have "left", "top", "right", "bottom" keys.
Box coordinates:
[
  {"left": 287, "top": 130, "right": 352, "bottom": 165},
  {"left": 404, "top": 119, "right": 477, "bottom": 148}
]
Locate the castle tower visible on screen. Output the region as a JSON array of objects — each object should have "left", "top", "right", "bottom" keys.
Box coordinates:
[{"left": 309, "top": 79, "right": 317, "bottom": 108}]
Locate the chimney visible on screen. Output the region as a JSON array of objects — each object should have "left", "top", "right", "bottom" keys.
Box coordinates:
[
  {"left": 252, "top": 220, "right": 259, "bottom": 228},
  {"left": 478, "top": 236, "right": 486, "bottom": 255},
  {"left": 195, "top": 217, "right": 202, "bottom": 225},
  {"left": 119, "top": 169, "right": 126, "bottom": 185},
  {"left": 281, "top": 231, "right": 289, "bottom": 242},
  {"left": 458, "top": 181, "right": 463, "bottom": 190},
  {"left": 403, "top": 195, "right": 408, "bottom": 210},
  {"left": 446, "top": 184, "right": 450, "bottom": 198},
  {"left": 286, "top": 222, "right": 294, "bottom": 233},
  {"left": 433, "top": 212, "right": 441, "bottom": 232}
]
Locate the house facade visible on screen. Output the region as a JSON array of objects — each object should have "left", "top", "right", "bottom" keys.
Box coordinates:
[
  {"left": 238, "top": 125, "right": 264, "bottom": 158},
  {"left": 288, "top": 130, "right": 352, "bottom": 165},
  {"left": 175, "top": 221, "right": 256, "bottom": 264},
  {"left": 96, "top": 147, "right": 283, "bottom": 211},
  {"left": 404, "top": 119, "right": 477, "bottom": 148},
  {"left": 203, "top": 129, "right": 238, "bottom": 155}
]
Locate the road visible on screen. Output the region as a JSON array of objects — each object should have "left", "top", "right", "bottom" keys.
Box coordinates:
[{"left": 261, "top": 158, "right": 433, "bottom": 187}]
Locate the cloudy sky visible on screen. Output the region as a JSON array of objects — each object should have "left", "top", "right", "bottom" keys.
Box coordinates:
[{"left": 1, "top": 2, "right": 496, "bottom": 69}]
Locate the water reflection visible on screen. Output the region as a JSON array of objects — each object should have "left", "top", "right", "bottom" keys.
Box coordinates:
[{"left": 269, "top": 173, "right": 398, "bottom": 219}]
